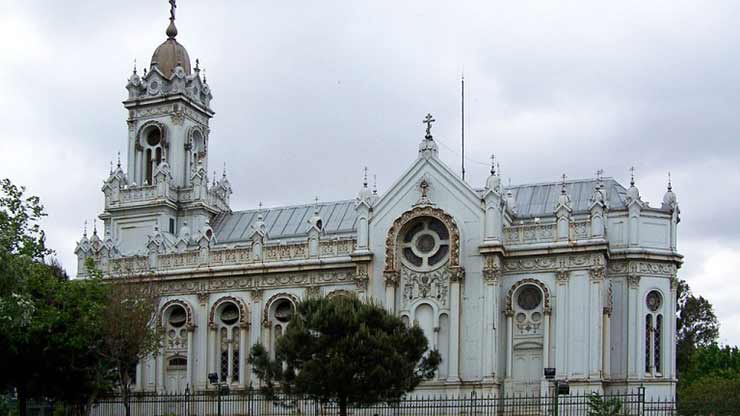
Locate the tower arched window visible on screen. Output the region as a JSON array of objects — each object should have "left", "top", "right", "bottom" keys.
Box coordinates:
[
  {"left": 138, "top": 125, "right": 165, "bottom": 186},
  {"left": 645, "top": 290, "right": 663, "bottom": 376}
]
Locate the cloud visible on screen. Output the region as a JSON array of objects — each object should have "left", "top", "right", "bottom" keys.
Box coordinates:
[{"left": 2, "top": 0, "right": 740, "bottom": 345}]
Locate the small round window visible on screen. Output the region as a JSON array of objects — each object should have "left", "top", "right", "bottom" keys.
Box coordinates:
[
  {"left": 220, "top": 303, "right": 240, "bottom": 325},
  {"left": 646, "top": 290, "right": 662, "bottom": 312},
  {"left": 274, "top": 299, "right": 294, "bottom": 323},
  {"left": 168, "top": 305, "right": 187, "bottom": 328},
  {"left": 146, "top": 128, "right": 161, "bottom": 146},
  {"left": 517, "top": 286, "right": 542, "bottom": 311},
  {"left": 401, "top": 217, "right": 450, "bottom": 271}
]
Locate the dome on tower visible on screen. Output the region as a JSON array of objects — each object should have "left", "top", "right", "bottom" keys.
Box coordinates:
[
  {"left": 151, "top": 37, "right": 191, "bottom": 79},
  {"left": 150, "top": 6, "right": 191, "bottom": 79}
]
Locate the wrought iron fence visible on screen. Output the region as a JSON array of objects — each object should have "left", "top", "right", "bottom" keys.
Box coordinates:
[{"left": 66, "top": 389, "right": 733, "bottom": 416}]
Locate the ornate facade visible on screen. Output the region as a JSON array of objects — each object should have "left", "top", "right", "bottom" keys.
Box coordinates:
[{"left": 75, "top": 3, "right": 682, "bottom": 398}]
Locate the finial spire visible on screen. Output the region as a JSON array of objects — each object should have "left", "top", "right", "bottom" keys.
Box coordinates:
[
  {"left": 363, "top": 167, "right": 368, "bottom": 188},
  {"left": 596, "top": 168, "right": 604, "bottom": 181},
  {"left": 202, "top": 68, "right": 207, "bottom": 83},
  {"left": 629, "top": 166, "right": 636, "bottom": 187},
  {"left": 166, "top": 0, "right": 178, "bottom": 38},
  {"left": 667, "top": 171, "right": 672, "bottom": 191},
  {"left": 490, "top": 154, "right": 496, "bottom": 175},
  {"left": 373, "top": 174, "right": 378, "bottom": 195},
  {"left": 133, "top": 59, "right": 137, "bottom": 74},
  {"left": 83, "top": 220, "right": 88, "bottom": 237},
  {"left": 116, "top": 151, "right": 121, "bottom": 168},
  {"left": 423, "top": 113, "right": 436, "bottom": 139},
  {"left": 223, "top": 162, "right": 227, "bottom": 178},
  {"left": 92, "top": 219, "right": 97, "bottom": 235},
  {"left": 109, "top": 160, "right": 113, "bottom": 175},
  {"left": 561, "top": 173, "right": 567, "bottom": 194},
  {"left": 195, "top": 58, "right": 200, "bottom": 71},
  {"left": 212, "top": 171, "right": 217, "bottom": 187}
]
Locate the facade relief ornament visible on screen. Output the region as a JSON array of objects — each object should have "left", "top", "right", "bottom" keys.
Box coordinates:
[
  {"left": 589, "top": 265, "right": 606, "bottom": 282},
  {"left": 306, "top": 285, "right": 321, "bottom": 298},
  {"left": 449, "top": 266, "right": 465, "bottom": 283},
  {"left": 384, "top": 270, "right": 400, "bottom": 287},
  {"left": 196, "top": 291, "right": 209, "bottom": 306},
  {"left": 401, "top": 268, "right": 450, "bottom": 307},
  {"left": 354, "top": 263, "right": 370, "bottom": 290},
  {"left": 482, "top": 255, "right": 502, "bottom": 285},
  {"left": 556, "top": 269, "right": 570, "bottom": 286},
  {"left": 627, "top": 274, "right": 641, "bottom": 289},
  {"left": 250, "top": 288, "right": 263, "bottom": 302}
]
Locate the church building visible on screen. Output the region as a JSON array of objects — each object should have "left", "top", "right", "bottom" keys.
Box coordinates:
[{"left": 75, "top": 3, "right": 682, "bottom": 399}]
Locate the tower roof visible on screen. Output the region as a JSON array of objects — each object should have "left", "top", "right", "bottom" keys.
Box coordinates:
[
  {"left": 150, "top": 0, "right": 191, "bottom": 78},
  {"left": 151, "top": 38, "right": 191, "bottom": 78}
]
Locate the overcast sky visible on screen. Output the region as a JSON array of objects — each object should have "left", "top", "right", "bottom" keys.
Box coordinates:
[{"left": 1, "top": 0, "right": 739, "bottom": 345}]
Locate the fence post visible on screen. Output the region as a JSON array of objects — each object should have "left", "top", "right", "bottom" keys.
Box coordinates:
[{"left": 639, "top": 385, "right": 645, "bottom": 416}]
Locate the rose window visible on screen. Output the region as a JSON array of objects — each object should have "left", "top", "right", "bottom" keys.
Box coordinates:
[{"left": 401, "top": 218, "right": 450, "bottom": 271}]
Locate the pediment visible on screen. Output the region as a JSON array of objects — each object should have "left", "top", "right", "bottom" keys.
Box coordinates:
[{"left": 373, "top": 155, "right": 483, "bottom": 225}]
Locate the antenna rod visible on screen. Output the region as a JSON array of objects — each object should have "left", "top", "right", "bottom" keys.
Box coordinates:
[{"left": 461, "top": 75, "right": 466, "bottom": 181}]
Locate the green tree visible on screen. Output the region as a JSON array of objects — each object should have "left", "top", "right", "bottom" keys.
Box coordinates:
[
  {"left": 586, "top": 393, "right": 623, "bottom": 416},
  {"left": 0, "top": 179, "right": 115, "bottom": 416},
  {"left": 678, "top": 376, "right": 740, "bottom": 415},
  {"left": 87, "top": 260, "right": 163, "bottom": 416},
  {"left": 676, "top": 279, "right": 720, "bottom": 379},
  {"left": 249, "top": 296, "right": 441, "bottom": 416}
]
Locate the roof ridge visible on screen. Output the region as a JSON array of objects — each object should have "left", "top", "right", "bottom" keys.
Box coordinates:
[
  {"left": 230, "top": 198, "right": 355, "bottom": 214},
  {"left": 508, "top": 176, "right": 619, "bottom": 189}
]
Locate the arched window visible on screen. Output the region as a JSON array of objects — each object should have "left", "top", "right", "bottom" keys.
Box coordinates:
[
  {"left": 217, "top": 302, "right": 240, "bottom": 383},
  {"left": 645, "top": 290, "right": 663, "bottom": 376}
]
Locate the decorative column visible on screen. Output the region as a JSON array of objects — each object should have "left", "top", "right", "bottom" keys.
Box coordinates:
[
  {"left": 555, "top": 268, "right": 569, "bottom": 378},
  {"left": 210, "top": 323, "right": 219, "bottom": 385},
  {"left": 505, "top": 310, "right": 514, "bottom": 378},
  {"left": 383, "top": 271, "right": 399, "bottom": 314},
  {"left": 186, "top": 326, "right": 194, "bottom": 389},
  {"left": 669, "top": 277, "right": 678, "bottom": 379},
  {"left": 238, "top": 324, "right": 248, "bottom": 386},
  {"left": 589, "top": 264, "right": 605, "bottom": 378},
  {"left": 227, "top": 331, "right": 234, "bottom": 384},
  {"left": 543, "top": 312, "right": 551, "bottom": 369},
  {"left": 447, "top": 267, "right": 464, "bottom": 382},
  {"left": 156, "top": 351, "right": 165, "bottom": 392},
  {"left": 627, "top": 274, "right": 641, "bottom": 380},
  {"left": 481, "top": 254, "right": 502, "bottom": 382},
  {"left": 603, "top": 306, "right": 612, "bottom": 379}
]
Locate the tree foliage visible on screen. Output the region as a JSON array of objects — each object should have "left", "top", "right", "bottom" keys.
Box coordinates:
[
  {"left": 249, "top": 296, "right": 441, "bottom": 416},
  {"left": 586, "top": 393, "right": 623, "bottom": 416},
  {"left": 676, "top": 279, "right": 720, "bottom": 379},
  {"left": 86, "top": 259, "right": 163, "bottom": 416}
]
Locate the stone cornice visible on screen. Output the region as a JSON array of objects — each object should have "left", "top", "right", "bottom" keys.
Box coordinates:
[{"left": 123, "top": 93, "right": 214, "bottom": 118}]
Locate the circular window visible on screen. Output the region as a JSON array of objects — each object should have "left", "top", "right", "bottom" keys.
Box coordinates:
[
  {"left": 168, "top": 305, "right": 187, "bottom": 328},
  {"left": 401, "top": 217, "right": 450, "bottom": 271},
  {"left": 646, "top": 290, "right": 662, "bottom": 312},
  {"left": 220, "top": 303, "right": 239, "bottom": 325},
  {"left": 146, "top": 129, "right": 161, "bottom": 146},
  {"left": 274, "top": 299, "right": 294, "bottom": 323},
  {"left": 517, "top": 286, "right": 543, "bottom": 311}
]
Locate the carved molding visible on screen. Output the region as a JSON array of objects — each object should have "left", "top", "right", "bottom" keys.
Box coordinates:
[
  {"left": 608, "top": 261, "right": 677, "bottom": 277},
  {"left": 401, "top": 268, "right": 450, "bottom": 307},
  {"left": 208, "top": 295, "right": 249, "bottom": 329},
  {"left": 505, "top": 278, "right": 552, "bottom": 315},
  {"left": 589, "top": 265, "right": 606, "bottom": 282},
  {"left": 196, "top": 291, "right": 209, "bottom": 306},
  {"left": 326, "top": 289, "right": 355, "bottom": 299},
  {"left": 556, "top": 269, "right": 569, "bottom": 286},
  {"left": 504, "top": 253, "right": 601, "bottom": 274}
]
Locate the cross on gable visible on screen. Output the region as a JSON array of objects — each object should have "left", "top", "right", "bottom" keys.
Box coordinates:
[{"left": 423, "top": 113, "right": 435, "bottom": 138}]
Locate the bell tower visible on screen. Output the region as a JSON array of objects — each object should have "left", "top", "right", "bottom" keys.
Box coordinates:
[{"left": 85, "top": 0, "right": 231, "bottom": 264}]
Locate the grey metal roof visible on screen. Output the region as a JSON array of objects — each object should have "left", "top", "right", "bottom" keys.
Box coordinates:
[
  {"left": 213, "top": 200, "right": 358, "bottom": 244},
  {"left": 505, "top": 177, "right": 628, "bottom": 218},
  {"left": 214, "top": 178, "right": 629, "bottom": 243}
]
